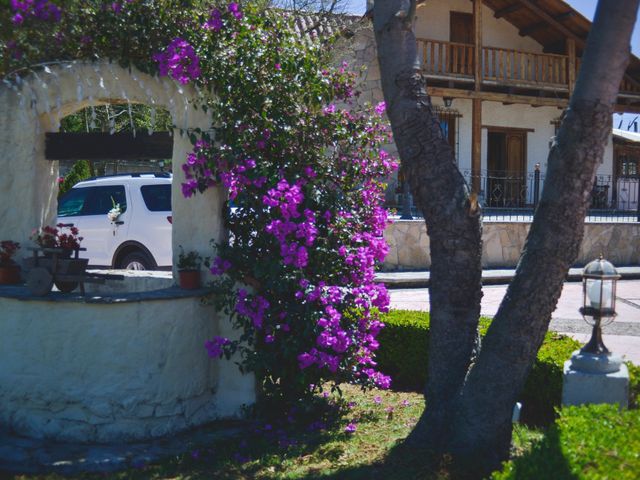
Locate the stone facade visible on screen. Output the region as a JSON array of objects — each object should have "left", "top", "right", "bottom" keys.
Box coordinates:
[{"left": 384, "top": 220, "right": 640, "bottom": 270}]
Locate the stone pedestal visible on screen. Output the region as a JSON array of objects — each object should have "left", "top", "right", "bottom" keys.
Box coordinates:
[{"left": 562, "top": 350, "right": 629, "bottom": 408}]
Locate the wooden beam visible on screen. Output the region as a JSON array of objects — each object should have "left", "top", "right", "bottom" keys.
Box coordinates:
[
  {"left": 483, "top": 125, "right": 535, "bottom": 133},
  {"left": 566, "top": 38, "right": 576, "bottom": 97},
  {"left": 45, "top": 132, "right": 173, "bottom": 161},
  {"left": 474, "top": 0, "right": 483, "bottom": 91},
  {"left": 499, "top": 2, "right": 640, "bottom": 93},
  {"left": 472, "top": 98, "right": 482, "bottom": 193},
  {"left": 494, "top": 3, "right": 522, "bottom": 19},
  {"left": 427, "top": 87, "right": 568, "bottom": 108},
  {"left": 519, "top": 11, "right": 574, "bottom": 36},
  {"left": 515, "top": 0, "right": 585, "bottom": 48}
]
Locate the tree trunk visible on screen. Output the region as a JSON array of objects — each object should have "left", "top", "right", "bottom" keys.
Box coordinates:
[
  {"left": 450, "top": 2, "right": 638, "bottom": 474},
  {"left": 372, "top": 1, "right": 483, "bottom": 446},
  {"left": 373, "top": 0, "right": 638, "bottom": 476}
]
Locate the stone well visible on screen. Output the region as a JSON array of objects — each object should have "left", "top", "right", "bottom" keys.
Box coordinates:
[{"left": 0, "top": 280, "right": 255, "bottom": 443}]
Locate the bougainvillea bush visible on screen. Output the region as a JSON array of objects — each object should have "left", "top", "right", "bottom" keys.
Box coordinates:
[
  {"left": 2, "top": 0, "right": 397, "bottom": 405},
  {"left": 185, "top": 4, "right": 397, "bottom": 403}
]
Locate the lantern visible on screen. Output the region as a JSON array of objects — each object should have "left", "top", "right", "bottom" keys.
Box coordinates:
[{"left": 579, "top": 255, "right": 620, "bottom": 355}]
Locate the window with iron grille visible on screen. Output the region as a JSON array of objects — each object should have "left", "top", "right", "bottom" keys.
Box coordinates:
[{"left": 434, "top": 106, "right": 461, "bottom": 163}]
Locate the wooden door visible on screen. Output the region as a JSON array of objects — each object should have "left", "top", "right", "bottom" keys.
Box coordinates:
[
  {"left": 505, "top": 133, "right": 526, "bottom": 207},
  {"left": 450, "top": 12, "right": 473, "bottom": 44},
  {"left": 487, "top": 131, "right": 526, "bottom": 207},
  {"left": 450, "top": 12, "right": 473, "bottom": 75}
]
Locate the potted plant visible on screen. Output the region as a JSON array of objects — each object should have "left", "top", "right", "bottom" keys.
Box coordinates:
[
  {"left": 30, "top": 224, "right": 83, "bottom": 257},
  {"left": 177, "top": 247, "right": 204, "bottom": 289},
  {"left": 0, "top": 240, "right": 21, "bottom": 285}
]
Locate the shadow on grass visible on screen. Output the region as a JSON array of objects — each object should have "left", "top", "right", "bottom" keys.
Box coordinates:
[
  {"left": 307, "top": 441, "right": 447, "bottom": 480},
  {"left": 492, "top": 424, "right": 578, "bottom": 480},
  {"left": 310, "top": 425, "right": 578, "bottom": 480}
]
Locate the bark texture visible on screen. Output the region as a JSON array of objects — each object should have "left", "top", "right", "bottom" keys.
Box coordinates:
[
  {"left": 373, "top": 0, "right": 638, "bottom": 476},
  {"left": 451, "top": 3, "right": 638, "bottom": 473},
  {"left": 372, "top": 1, "right": 483, "bottom": 446}
]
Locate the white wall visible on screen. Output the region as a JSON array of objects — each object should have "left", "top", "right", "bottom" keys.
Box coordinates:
[
  {"left": 414, "top": 0, "right": 544, "bottom": 52},
  {"left": 0, "top": 294, "right": 255, "bottom": 443}
]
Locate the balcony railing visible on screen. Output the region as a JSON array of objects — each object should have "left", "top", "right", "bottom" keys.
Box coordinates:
[
  {"left": 482, "top": 47, "right": 567, "bottom": 88},
  {"left": 417, "top": 38, "right": 640, "bottom": 96},
  {"left": 391, "top": 169, "right": 640, "bottom": 222}
]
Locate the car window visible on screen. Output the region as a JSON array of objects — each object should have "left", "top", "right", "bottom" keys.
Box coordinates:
[
  {"left": 58, "top": 188, "right": 89, "bottom": 217},
  {"left": 140, "top": 184, "right": 171, "bottom": 212},
  {"left": 81, "top": 185, "right": 128, "bottom": 216}
]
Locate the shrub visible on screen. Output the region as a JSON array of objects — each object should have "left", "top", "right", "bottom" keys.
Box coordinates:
[
  {"left": 493, "top": 404, "right": 640, "bottom": 480},
  {"left": 177, "top": 4, "right": 396, "bottom": 403},
  {"left": 627, "top": 361, "right": 640, "bottom": 409},
  {"left": 377, "top": 310, "right": 581, "bottom": 425},
  {"left": 520, "top": 331, "right": 580, "bottom": 425}
]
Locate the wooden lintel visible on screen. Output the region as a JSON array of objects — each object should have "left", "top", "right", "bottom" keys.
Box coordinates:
[
  {"left": 427, "top": 87, "right": 568, "bottom": 108},
  {"left": 45, "top": 132, "right": 173, "bottom": 161},
  {"left": 483, "top": 125, "right": 535, "bottom": 133},
  {"left": 494, "top": 3, "right": 522, "bottom": 18}
]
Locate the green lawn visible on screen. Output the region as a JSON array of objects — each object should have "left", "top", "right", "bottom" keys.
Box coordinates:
[{"left": 6, "top": 384, "right": 545, "bottom": 480}]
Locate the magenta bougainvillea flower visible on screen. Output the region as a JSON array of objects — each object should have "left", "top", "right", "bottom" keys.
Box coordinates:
[
  {"left": 10, "top": 0, "right": 62, "bottom": 24},
  {"left": 153, "top": 38, "right": 201, "bottom": 85}
]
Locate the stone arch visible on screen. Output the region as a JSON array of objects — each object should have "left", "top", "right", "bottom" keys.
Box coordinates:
[{"left": 0, "top": 61, "right": 224, "bottom": 273}]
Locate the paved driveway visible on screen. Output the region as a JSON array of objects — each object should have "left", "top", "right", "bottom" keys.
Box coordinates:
[{"left": 389, "top": 280, "right": 640, "bottom": 364}]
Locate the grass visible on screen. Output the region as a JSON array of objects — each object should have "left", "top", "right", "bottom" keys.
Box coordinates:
[
  {"left": 5, "top": 384, "right": 633, "bottom": 480},
  {"left": 4, "top": 385, "right": 431, "bottom": 480}
]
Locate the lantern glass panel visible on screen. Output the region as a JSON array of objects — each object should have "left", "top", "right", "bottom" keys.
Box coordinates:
[{"left": 586, "top": 278, "right": 613, "bottom": 310}]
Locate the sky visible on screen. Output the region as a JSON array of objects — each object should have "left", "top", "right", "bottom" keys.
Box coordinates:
[{"left": 341, "top": 0, "right": 640, "bottom": 130}]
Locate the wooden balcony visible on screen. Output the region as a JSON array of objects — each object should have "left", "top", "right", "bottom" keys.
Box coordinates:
[{"left": 417, "top": 38, "right": 640, "bottom": 99}]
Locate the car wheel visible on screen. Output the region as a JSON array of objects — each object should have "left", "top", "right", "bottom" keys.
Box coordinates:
[{"left": 119, "top": 251, "right": 154, "bottom": 271}]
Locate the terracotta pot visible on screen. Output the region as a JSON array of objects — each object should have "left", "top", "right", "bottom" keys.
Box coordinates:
[
  {"left": 178, "top": 270, "right": 201, "bottom": 290},
  {"left": 0, "top": 264, "right": 21, "bottom": 285}
]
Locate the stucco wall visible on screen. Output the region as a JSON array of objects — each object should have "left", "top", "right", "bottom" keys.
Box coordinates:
[
  {"left": 414, "top": 0, "right": 545, "bottom": 53},
  {"left": 384, "top": 220, "right": 640, "bottom": 270},
  {"left": 0, "top": 62, "right": 219, "bottom": 277},
  {"left": 0, "top": 293, "right": 255, "bottom": 443}
]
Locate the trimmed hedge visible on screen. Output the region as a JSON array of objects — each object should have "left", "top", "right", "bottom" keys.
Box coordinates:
[
  {"left": 493, "top": 404, "right": 640, "bottom": 479},
  {"left": 377, "top": 310, "right": 581, "bottom": 425},
  {"left": 627, "top": 361, "right": 640, "bottom": 409}
]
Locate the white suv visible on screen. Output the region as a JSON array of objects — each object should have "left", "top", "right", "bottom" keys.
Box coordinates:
[{"left": 57, "top": 173, "right": 172, "bottom": 270}]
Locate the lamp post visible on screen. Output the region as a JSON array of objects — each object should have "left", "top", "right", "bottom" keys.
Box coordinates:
[
  {"left": 579, "top": 255, "right": 620, "bottom": 355},
  {"left": 562, "top": 255, "right": 629, "bottom": 408}
]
